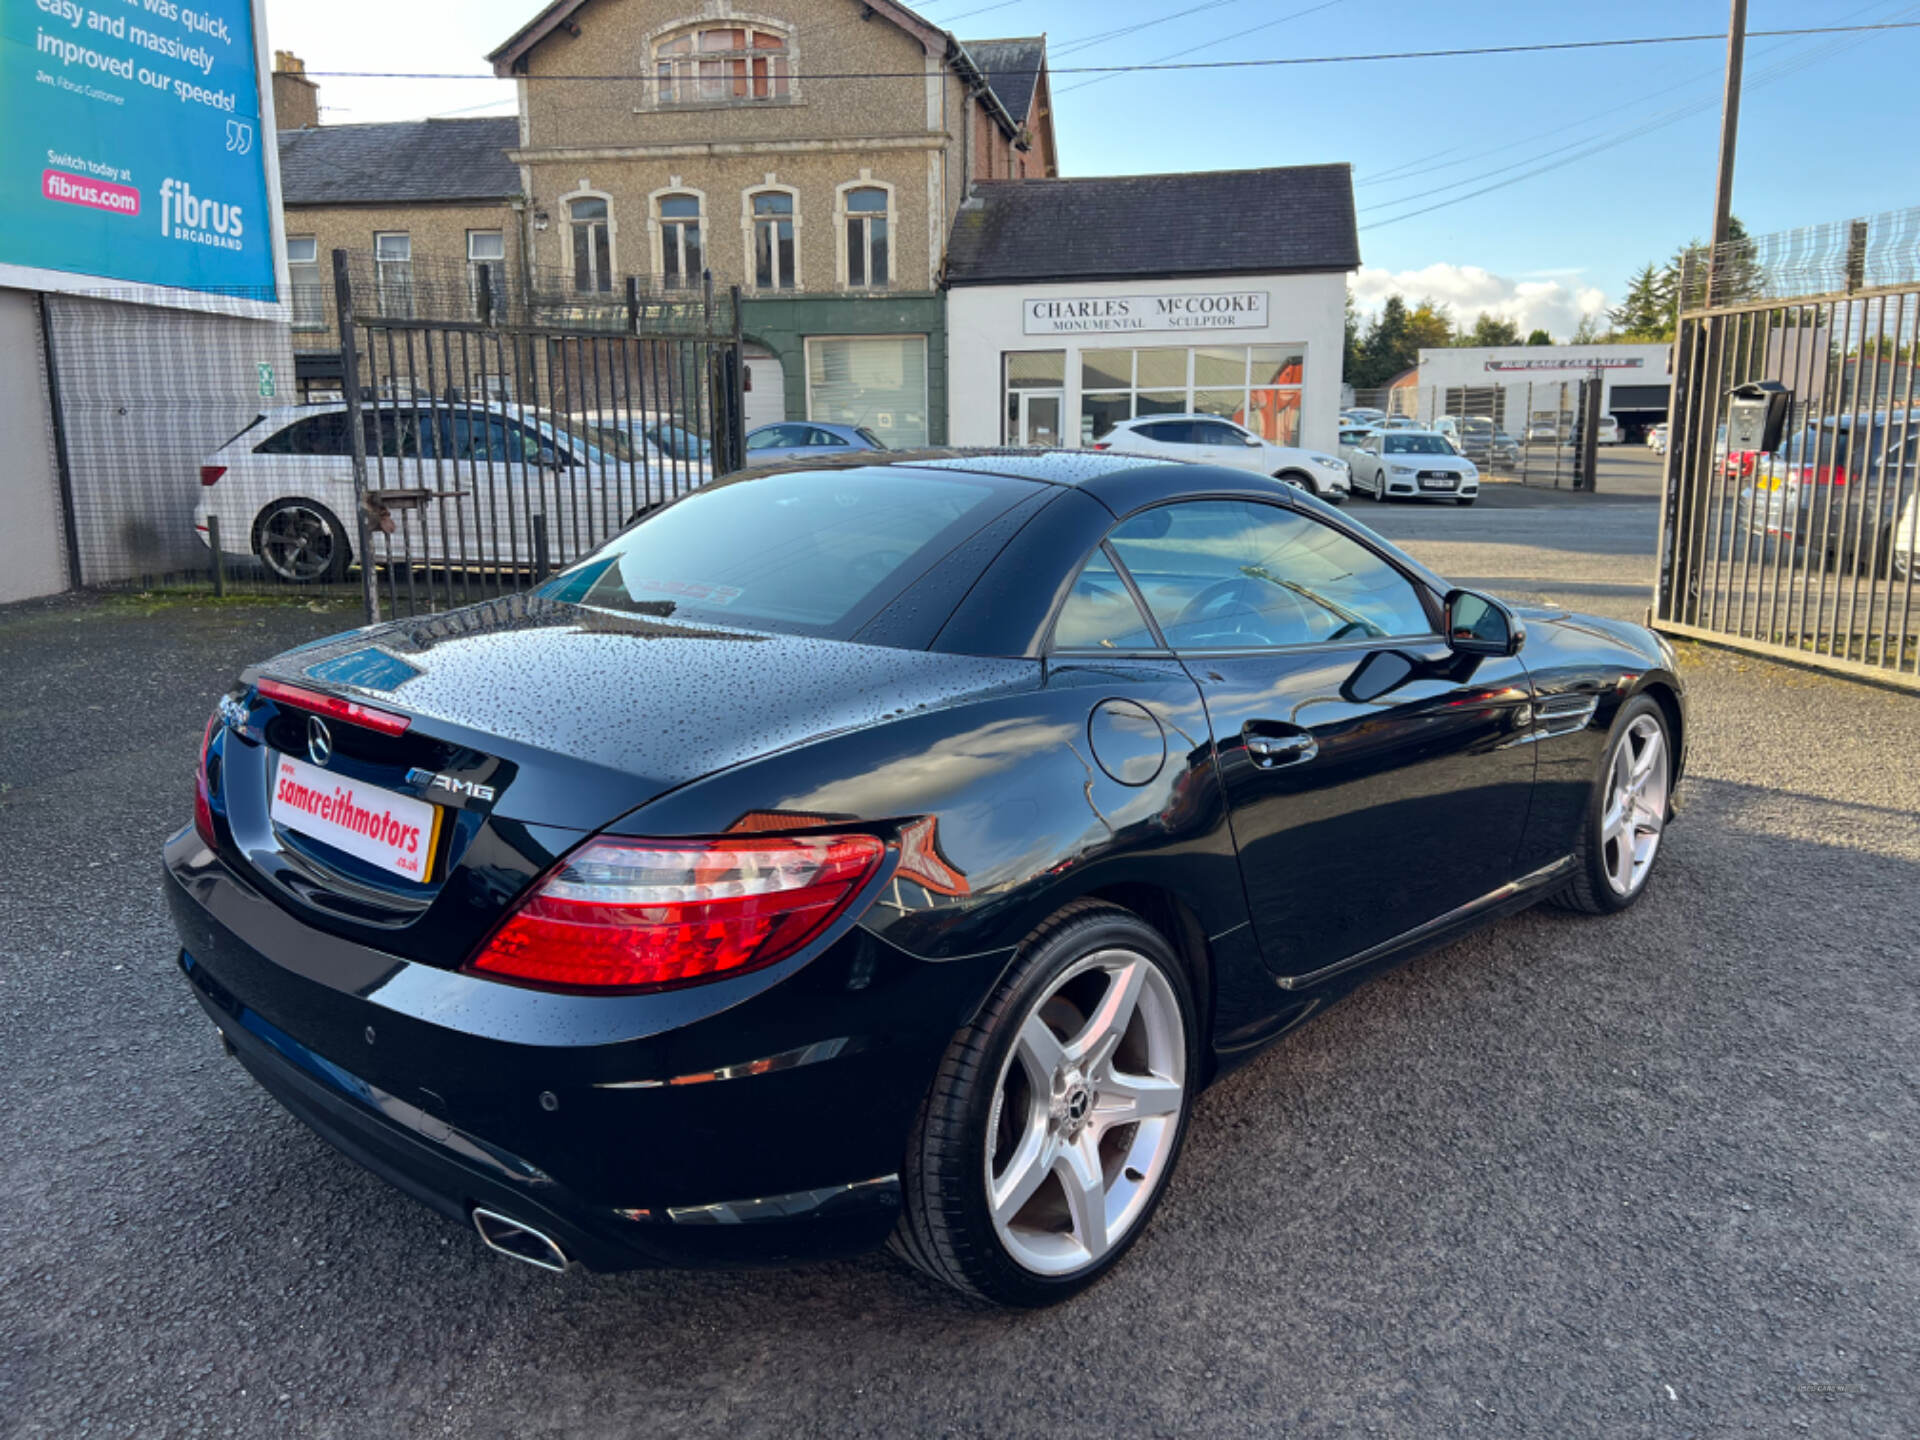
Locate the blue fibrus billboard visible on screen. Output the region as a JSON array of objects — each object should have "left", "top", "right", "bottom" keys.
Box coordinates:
[{"left": 0, "top": 0, "right": 275, "bottom": 298}]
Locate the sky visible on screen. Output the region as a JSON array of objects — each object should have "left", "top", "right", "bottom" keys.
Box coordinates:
[{"left": 262, "top": 0, "right": 1920, "bottom": 339}]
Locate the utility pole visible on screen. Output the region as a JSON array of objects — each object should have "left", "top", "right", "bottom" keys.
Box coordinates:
[{"left": 1708, "top": 0, "right": 1748, "bottom": 295}]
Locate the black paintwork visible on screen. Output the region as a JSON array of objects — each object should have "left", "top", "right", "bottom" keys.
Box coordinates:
[{"left": 165, "top": 453, "right": 1685, "bottom": 1270}]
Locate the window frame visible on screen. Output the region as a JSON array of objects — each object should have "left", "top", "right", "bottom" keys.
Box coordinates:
[
  {"left": 837, "top": 179, "right": 892, "bottom": 291},
  {"left": 285, "top": 234, "right": 325, "bottom": 330},
  {"left": 373, "top": 231, "right": 413, "bottom": 318},
  {"left": 745, "top": 185, "right": 799, "bottom": 291},
  {"left": 1045, "top": 496, "right": 1444, "bottom": 659},
  {"left": 563, "top": 190, "right": 615, "bottom": 294},
  {"left": 650, "top": 21, "right": 794, "bottom": 109},
  {"left": 651, "top": 189, "right": 705, "bottom": 290}
]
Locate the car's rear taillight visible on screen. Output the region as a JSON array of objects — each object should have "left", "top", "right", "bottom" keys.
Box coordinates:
[
  {"left": 1799, "top": 464, "right": 1848, "bottom": 487},
  {"left": 193, "top": 712, "right": 218, "bottom": 848},
  {"left": 1090, "top": 442, "right": 1111, "bottom": 451},
  {"left": 256, "top": 678, "right": 411, "bottom": 736},
  {"left": 468, "top": 833, "right": 886, "bottom": 992},
  {"left": 200, "top": 465, "right": 227, "bottom": 487}
]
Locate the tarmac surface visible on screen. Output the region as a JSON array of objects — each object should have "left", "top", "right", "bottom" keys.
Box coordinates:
[{"left": 3, "top": 482, "right": 1916, "bottom": 1438}]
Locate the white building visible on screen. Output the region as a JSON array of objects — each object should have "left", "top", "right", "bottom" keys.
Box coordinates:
[
  {"left": 944, "top": 167, "right": 1357, "bottom": 454},
  {"left": 1411, "top": 342, "right": 1673, "bottom": 438}
]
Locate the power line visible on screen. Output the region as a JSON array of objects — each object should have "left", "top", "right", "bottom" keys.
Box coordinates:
[
  {"left": 1359, "top": 4, "right": 1919, "bottom": 230},
  {"left": 300, "top": 21, "right": 1920, "bottom": 84},
  {"left": 1056, "top": 0, "right": 1348, "bottom": 94}
]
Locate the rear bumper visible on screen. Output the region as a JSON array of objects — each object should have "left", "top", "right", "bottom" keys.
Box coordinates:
[{"left": 163, "top": 828, "right": 1007, "bottom": 1270}]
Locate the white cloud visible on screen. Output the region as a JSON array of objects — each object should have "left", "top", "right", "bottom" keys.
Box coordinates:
[{"left": 1352, "top": 263, "right": 1610, "bottom": 342}]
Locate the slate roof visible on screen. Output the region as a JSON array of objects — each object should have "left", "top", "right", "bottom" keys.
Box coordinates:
[
  {"left": 945, "top": 165, "right": 1360, "bottom": 285},
  {"left": 961, "top": 37, "right": 1045, "bottom": 124},
  {"left": 277, "top": 118, "right": 521, "bottom": 207}
]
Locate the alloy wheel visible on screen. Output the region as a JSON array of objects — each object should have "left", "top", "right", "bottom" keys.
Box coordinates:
[
  {"left": 260, "top": 504, "right": 338, "bottom": 583},
  {"left": 984, "top": 949, "right": 1186, "bottom": 1277},
  {"left": 1601, "top": 714, "right": 1669, "bottom": 897}
]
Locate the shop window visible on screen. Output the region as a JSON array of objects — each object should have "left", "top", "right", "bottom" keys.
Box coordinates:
[
  {"left": 656, "top": 25, "right": 790, "bottom": 106},
  {"left": 750, "top": 191, "right": 796, "bottom": 290},
  {"left": 658, "top": 193, "right": 703, "bottom": 290},
  {"left": 1077, "top": 344, "right": 1306, "bottom": 447},
  {"left": 808, "top": 336, "right": 927, "bottom": 447},
  {"left": 569, "top": 197, "right": 612, "bottom": 293},
  {"left": 374, "top": 232, "right": 412, "bottom": 318},
  {"left": 286, "top": 236, "right": 325, "bottom": 329}
]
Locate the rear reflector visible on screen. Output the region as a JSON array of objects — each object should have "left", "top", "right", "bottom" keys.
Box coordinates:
[
  {"left": 468, "top": 834, "right": 886, "bottom": 992},
  {"left": 256, "top": 678, "right": 411, "bottom": 736},
  {"left": 194, "top": 712, "right": 218, "bottom": 848},
  {"left": 200, "top": 465, "right": 227, "bottom": 487}
]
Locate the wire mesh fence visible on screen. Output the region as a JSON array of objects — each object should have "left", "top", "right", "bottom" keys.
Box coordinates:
[
  {"left": 1677, "top": 205, "right": 1920, "bottom": 311},
  {"left": 37, "top": 251, "right": 744, "bottom": 618}
]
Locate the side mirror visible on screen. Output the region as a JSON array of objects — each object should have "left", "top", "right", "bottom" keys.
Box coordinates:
[
  {"left": 1242, "top": 434, "right": 1263, "bottom": 447},
  {"left": 1444, "top": 588, "right": 1524, "bottom": 657},
  {"left": 535, "top": 446, "right": 561, "bottom": 469}
]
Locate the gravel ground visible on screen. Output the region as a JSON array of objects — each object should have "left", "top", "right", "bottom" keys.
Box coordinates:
[{"left": 3, "top": 519, "right": 1917, "bottom": 1439}]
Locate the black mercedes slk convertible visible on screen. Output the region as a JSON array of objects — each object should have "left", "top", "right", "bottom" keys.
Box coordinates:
[{"left": 166, "top": 450, "right": 1684, "bottom": 1306}]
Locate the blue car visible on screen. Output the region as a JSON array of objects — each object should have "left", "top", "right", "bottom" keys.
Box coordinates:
[{"left": 745, "top": 421, "right": 885, "bottom": 464}]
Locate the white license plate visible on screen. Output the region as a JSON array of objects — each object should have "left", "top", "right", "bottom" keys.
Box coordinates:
[
  {"left": 1419, "top": 475, "right": 1458, "bottom": 490},
  {"left": 269, "top": 752, "right": 439, "bottom": 881}
]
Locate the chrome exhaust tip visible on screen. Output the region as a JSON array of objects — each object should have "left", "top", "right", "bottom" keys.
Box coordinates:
[{"left": 471, "top": 1207, "right": 570, "bottom": 1273}]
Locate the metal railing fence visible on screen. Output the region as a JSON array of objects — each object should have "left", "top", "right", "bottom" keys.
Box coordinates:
[{"left": 1657, "top": 215, "right": 1920, "bottom": 687}]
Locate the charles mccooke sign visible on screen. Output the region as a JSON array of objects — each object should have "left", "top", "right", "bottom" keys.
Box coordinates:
[{"left": 1024, "top": 291, "right": 1270, "bottom": 336}]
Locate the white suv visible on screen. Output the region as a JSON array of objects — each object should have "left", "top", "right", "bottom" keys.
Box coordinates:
[
  {"left": 194, "top": 403, "right": 703, "bottom": 583},
  {"left": 1093, "top": 414, "right": 1349, "bottom": 501}
]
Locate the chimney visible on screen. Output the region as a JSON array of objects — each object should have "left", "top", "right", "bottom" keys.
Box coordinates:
[{"left": 272, "top": 51, "right": 319, "bottom": 131}]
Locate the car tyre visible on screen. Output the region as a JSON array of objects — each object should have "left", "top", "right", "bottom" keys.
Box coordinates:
[
  {"left": 254, "top": 498, "right": 351, "bottom": 584},
  {"left": 1552, "top": 694, "right": 1673, "bottom": 916},
  {"left": 891, "top": 900, "right": 1197, "bottom": 1307},
  {"left": 1372, "top": 473, "right": 1389, "bottom": 504}
]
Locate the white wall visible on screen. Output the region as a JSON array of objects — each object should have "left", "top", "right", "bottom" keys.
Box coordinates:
[
  {"left": 947, "top": 271, "right": 1349, "bottom": 453},
  {"left": 0, "top": 290, "right": 69, "bottom": 604},
  {"left": 1416, "top": 342, "right": 1672, "bottom": 419}
]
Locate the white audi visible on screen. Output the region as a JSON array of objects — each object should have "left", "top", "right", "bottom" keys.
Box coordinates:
[
  {"left": 1348, "top": 428, "right": 1481, "bottom": 505},
  {"left": 1092, "top": 413, "right": 1350, "bottom": 501},
  {"left": 192, "top": 403, "right": 707, "bottom": 582}
]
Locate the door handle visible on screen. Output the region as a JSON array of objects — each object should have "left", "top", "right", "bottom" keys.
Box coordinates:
[{"left": 1242, "top": 727, "right": 1318, "bottom": 767}]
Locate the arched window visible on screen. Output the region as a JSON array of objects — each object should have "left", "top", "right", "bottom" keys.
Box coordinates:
[
  {"left": 656, "top": 24, "right": 789, "bottom": 106},
  {"left": 568, "top": 195, "right": 611, "bottom": 293},
  {"left": 844, "top": 186, "right": 889, "bottom": 289},
  {"left": 658, "top": 193, "right": 703, "bottom": 290},
  {"left": 750, "top": 191, "right": 796, "bottom": 290}
]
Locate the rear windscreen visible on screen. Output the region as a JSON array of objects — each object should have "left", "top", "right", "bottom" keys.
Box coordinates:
[{"left": 559, "top": 467, "right": 1026, "bottom": 636}]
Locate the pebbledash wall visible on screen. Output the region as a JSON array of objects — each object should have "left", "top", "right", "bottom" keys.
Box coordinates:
[{"left": 946, "top": 272, "right": 1348, "bottom": 454}]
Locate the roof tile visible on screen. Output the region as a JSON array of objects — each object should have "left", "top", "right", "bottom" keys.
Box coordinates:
[{"left": 277, "top": 118, "right": 520, "bottom": 207}]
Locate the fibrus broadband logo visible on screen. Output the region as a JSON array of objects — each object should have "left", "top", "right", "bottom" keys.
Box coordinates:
[{"left": 159, "top": 178, "right": 244, "bottom": 251}]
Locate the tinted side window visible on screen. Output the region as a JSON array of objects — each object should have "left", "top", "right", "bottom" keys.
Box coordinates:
[
  {"left": 1107, "top": 501, "right": 1432, "bottom": 650},
  {"left": 1136, "top": 421, "right": 1195, "bottom": 445},
  {"left": 1051, "top": 547, "right": 1161, "bottom": 651},
  {"left": 255, "top": 413, "right": 351, "bottom": 456},
  {"left": 1193, "top": 421, "right": 1247, "bottom": 446}
]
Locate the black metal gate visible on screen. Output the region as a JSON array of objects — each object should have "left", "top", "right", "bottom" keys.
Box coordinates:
[
  {"left": 330, "top": 249, "right": 744, "bottom": 622},
  {"left": 1655, "top": 210, "right": 1920, "bottom": 688}
]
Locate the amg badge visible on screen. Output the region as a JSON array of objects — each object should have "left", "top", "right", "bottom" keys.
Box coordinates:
[{"left": 405, "top": 768, "right": 496, "bottom": 802}]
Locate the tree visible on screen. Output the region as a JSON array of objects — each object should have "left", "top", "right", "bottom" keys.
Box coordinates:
[
  {"left": 1606, "top": 262, "right": 1675, "bottom": 341},
  {"left": 1405, "top": 299, "right": 1454, "bottom": 355},
  {"left": 1343, "top": 288, "right": 1363, "bottom": 386},
  {"left": 1462, "top": 313, "right": 1522, "bottom": 347},
  {"left": 1349, "top": 294, "right": 1414, "bottom": 389},
  {"left": 1570, "top": 312, "right": 1603, "bottom": 345},
  {"left": 1526, "top": 328, "right": 1554, "bottom": 346}
]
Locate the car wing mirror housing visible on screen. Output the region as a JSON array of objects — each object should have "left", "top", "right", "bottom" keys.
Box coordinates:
[
  {"left": 1444, "top": 588, "right": 1525, "bottom": 657},
  {"left": 1243, "top": 434, "right": 1264, "bottom": 446}
]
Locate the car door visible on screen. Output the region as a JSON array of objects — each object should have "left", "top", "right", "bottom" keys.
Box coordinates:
[
  {"left": 1190, "top": 419, "right": 1263, "bottom": 472},
  {"left": 1355, "top": 433, "right": 1385, "bottom": 492},
  {"left": 1103, "top": 498, "right": 1536, "bottom": 983}
]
